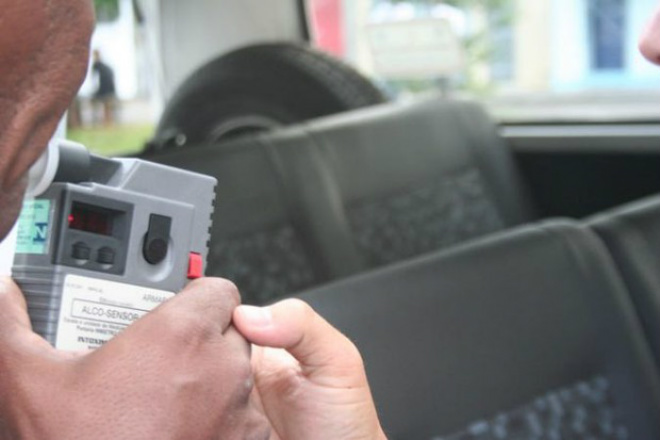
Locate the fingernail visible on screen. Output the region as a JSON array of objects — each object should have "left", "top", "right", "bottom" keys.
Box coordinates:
[{"left": 237, "top": 305, "right": 273, "bottom": 328}]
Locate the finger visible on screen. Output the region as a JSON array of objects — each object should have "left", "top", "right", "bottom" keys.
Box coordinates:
[
  {"left": 149, "top": 277, "right": 241, "bottom": 334},
  {"left": 639, "top": 5, "right": 660, "bottom": 65},
  {"left": 0, "top": 276, "right": 30, "bottom": 327},
  {"left": 107, "top": 277, "right": 242, "bottom": 357},
  {"left": 0, "top": 276, "right": 53, "bottom": 352},
  {"left": 223, "top": 325, "right": 253, "bottom": 370},
  {"left": 233, "top": 299, "right": 365, "bottom": 386}
]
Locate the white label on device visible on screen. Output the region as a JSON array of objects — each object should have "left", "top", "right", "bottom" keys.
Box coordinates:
[{"left": 56, "top": 274, "right": 175, "bottom": 351}]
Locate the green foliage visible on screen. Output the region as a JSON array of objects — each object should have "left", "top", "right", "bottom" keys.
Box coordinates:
[
  {"left": 68, "top": 124, "right": 154, "bottom": 157},
  {"left": 94, "top": 0, "right": 120, "bottom": 23},
  {"left": 385, "top": 0, "right": 512, "bottom": 9},
  {"left": 444, "top": 0, "right": 512, "bottom": 9}
]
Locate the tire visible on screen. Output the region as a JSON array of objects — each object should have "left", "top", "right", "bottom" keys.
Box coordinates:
[{"left": 148, "top": 42, "right": 387, "bottom": 150}]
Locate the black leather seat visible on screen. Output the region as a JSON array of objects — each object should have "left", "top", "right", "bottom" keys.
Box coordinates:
[
  {"left": 588, "top": 194, "right": 660, "bottom": 370},
  {"left": 146, "top": 96, "right": 535, "bottom": 304},
  {"left": 297, "top": 220, "right": 660, "bottom": 439}
]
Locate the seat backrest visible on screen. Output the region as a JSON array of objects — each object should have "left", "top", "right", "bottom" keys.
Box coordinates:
[
  {"left": 588, "top": 194, "right": 660, "bottom": 370},
  {"left": 145, "top": 132, "right": 325, "bottom": 304},
  {"left": 301, "top": 97, "right": 535, "bottom": 270},
  {"left": 145, "top": 96, "right": 535, "bottom": 304},
  {"left": 297, "top": 220, "right": 660, "bottom": 439}
]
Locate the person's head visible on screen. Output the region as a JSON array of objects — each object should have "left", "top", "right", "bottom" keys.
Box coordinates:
[
  {"left": 639, "top": 3, "right": 660, "bottom": 65},
  {"left": 93, "top": 49, "right": 101, "bottom": 63},
  {"left": 0, "top": 0, "right": 94, "bottom": 240}
]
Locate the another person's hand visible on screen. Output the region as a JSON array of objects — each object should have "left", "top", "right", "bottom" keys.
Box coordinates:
[
  {"left": 233, "top": 299, "right": 387, "bottom": 440},
  {"left": 639, "top": 3, "right": 660, "bottom": 65},
  {"left": 0, "top": 276, "right": 270, "bottom": 440}
]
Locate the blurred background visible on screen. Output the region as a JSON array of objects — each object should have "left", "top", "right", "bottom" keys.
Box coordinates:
[{"left": 72, "top": 0, "right": 660, "bottom": 156}]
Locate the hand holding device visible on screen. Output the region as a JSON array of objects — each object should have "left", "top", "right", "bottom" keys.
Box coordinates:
[
  {"left": 13, "top": 140, "right": 216, "bottom": 349},
  {"left": 0, "top": 275, "right": 270, "bottom": 440}
]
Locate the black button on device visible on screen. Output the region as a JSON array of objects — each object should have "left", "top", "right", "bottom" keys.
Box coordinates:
[
  {"left": 143, "top": 214, "right": 171, "bottom": 265},
  {"left": 97, "top": 247, "right": 115, "bottom": 265},
  {"left": 72, "top": 242, "right": 91, "bottom": 260}
]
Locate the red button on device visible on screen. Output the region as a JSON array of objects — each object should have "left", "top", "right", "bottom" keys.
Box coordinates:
[{"left": 187, "top": 252, "right": 203, "bottom": 279}]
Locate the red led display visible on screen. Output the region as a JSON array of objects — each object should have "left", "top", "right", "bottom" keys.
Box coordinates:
[{"left": 68, "top": 203, "right": 113, "bottom": 236}]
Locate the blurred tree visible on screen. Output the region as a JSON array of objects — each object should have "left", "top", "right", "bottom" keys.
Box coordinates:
[
  {"left": 94, "top": 0, "right": 120, "bottom": 23},
  {"left": 384, "top": 0, "right": 512, "bottom": 10}
]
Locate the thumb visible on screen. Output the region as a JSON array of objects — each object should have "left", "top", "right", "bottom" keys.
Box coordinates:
[
  {"left": 233, "top": 299, "right": 366, "bottom": 387},
  {"left": 0, "top": 277, "right": 52, "bottom": 351}
]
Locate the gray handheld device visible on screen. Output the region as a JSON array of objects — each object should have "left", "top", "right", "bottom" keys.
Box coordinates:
[{"left": 12, "top": 141, "right": 216, "bottom": 350}]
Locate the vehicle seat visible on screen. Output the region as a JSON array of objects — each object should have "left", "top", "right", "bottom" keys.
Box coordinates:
[
  {"left": 301, "top": 96, "right": 535, "bottom": 270},
  {"left": 145, "top": 96, "right": 536, "bottom": 304},
  {"left": 587, "top": 194, "right": 660, "bottom": 370},
  {"left": 297, "top": 220, "right": 660, "bottom": 439},
  {"left": 145, "top": 130, "right": 324, "bottom": 304}
]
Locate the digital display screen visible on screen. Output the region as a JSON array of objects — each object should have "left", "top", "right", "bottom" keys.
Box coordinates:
[{"left": 68, "top": 203, "right": 114, "bottom": 236}]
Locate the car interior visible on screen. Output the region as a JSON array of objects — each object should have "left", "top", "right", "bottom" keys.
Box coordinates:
[
  {"left": 142, "top": 91, "right": 660, "bottom": 437},
  {"left": 299, "top": 219, "right": 660, "bottom": 438},
  {"left": 38, "top": 0, "right": 660, "bottom": 437}
]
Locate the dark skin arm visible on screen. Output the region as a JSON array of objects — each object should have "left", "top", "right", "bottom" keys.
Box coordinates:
[{"left": 0, "top": 276, "right": 270, "bottom": 440}]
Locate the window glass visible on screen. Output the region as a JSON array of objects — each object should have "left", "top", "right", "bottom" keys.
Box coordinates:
[
  {"left": 68, "top": 0, "right": 153, "bottom": 157},
  {"left": 590, "top": 0, "right": 626, "bottom": 70},
  {"left": 306, "top": 0, "right": 660, "bottom": 123}
]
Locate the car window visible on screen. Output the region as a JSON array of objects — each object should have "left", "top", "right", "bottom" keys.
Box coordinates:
[
  {"left": 70, "top": 0, "right": 660, "bottom": 157},
  {"left": 306, "top": 0, "right": 660, "bottom": 123},
  {"left": 68, "top": 0, "right": 154, "bottom": 157}
]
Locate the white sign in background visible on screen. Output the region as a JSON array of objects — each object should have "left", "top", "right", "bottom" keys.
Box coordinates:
[{"left": 367, "top": 18, "right": 466, "bottom": 79}]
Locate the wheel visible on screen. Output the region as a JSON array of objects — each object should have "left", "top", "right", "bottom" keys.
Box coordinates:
[{"left": 148, "top": 42, "right": 387, "bottom": 151}]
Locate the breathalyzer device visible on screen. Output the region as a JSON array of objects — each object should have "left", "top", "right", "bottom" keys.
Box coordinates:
[{"left": 12, "top": 140, "right": 216, "bottom": 350}]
